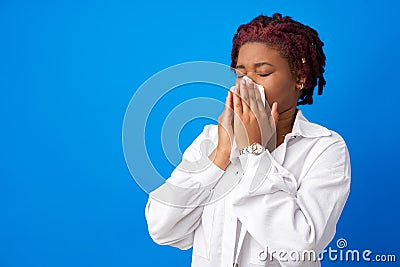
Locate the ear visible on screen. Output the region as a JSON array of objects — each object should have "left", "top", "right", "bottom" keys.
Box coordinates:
[{"left": 296, "top": 76, "right": 307, "bottom": 90}]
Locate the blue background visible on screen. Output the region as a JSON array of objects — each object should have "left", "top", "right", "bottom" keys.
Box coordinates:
[{"left": 1, "top": 0, "right": 399, "bottom": 266}]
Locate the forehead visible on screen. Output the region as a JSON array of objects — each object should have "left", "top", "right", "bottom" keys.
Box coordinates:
[{"left": 236, "top": 42, "right": 286, "bottom": 67}]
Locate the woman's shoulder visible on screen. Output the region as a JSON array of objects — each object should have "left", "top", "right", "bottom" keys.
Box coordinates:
[
  {"left": 202, "top": 124, "right": 218, "bottom": 137},
  {"left": 187, "top": 124, "right": 218, "bottom": 149},
  {"left": 296, "top": 110, "right": 348, "bottom": 146}
]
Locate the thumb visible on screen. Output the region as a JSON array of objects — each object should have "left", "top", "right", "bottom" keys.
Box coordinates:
[
  {"left": 220, "top": 91, "right": 233, "bottom": 124},
  {"left": 224, "top": 91, "right": 233, "bottom": 117}
]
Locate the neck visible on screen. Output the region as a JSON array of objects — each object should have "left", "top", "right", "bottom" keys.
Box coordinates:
[{"left": 275, "top": 106, "right": 298, "bottom": 146}]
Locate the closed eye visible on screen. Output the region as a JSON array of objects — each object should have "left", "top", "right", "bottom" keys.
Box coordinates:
[
  {"left": 258, "top": 73, "right": 271, "bottom": 77},
  {"left": 235, "top": 70, "right": 245, "bottom": 78}
]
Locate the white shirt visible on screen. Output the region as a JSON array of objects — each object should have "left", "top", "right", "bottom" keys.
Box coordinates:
[{"left": 145, "top": 110, "right": 351, "bottom": 267}]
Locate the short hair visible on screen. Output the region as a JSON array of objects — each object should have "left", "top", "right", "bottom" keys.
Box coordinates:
[{"left": 231, "top": 13, "right": 326, "bottom": 105}]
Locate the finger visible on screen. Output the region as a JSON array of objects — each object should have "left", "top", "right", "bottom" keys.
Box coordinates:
[
  {"left": 223, "top": 90, "right": 232, "bottom": 111},
  {"left": 254, "top": 84, "right": 265, "bottom": 112},
  {"left": 223, "top": 91, "right": 234, "bottom": 122},
  {"left": 233, "top": 82, "right": 243, "bottom": 115},
  {"left": 247, "top": 80, "right": 259, "bottom": 114},
  {"left": 270, "top": 102, "right": 279, "bottom": 128},
  {"left": 226, "top": 90, "right": 233, "bottom": 110},
  {"left": 239, "top": 79, "right": 250, "bottom": 113},
  {"left": 265, "top": 97, "right": 272, "bottom": 119}
]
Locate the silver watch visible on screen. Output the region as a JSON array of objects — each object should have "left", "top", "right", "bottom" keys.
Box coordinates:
[{"left": 239, "top": 142, "right": 265, "bottom": 156}]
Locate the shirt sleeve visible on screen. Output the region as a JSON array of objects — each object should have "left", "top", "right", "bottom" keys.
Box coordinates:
[
  {"left": 233, "top": 137, "right": 351, "bottom": 265},
  {"left": 145, "top": 124, "right": 225, "bottom": 250}
]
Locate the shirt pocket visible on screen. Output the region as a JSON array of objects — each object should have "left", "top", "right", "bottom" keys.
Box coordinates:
[{"left": 192, "top": 203, "right": 215, "bottom": 260}]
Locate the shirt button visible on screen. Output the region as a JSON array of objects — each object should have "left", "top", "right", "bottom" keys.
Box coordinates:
[{"left": 235, "top": 171, "right": 239, "bottom": 175}]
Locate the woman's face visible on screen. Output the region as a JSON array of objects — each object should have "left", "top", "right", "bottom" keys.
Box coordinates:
[{"left": 235, "top": 42, "right": 300, "bottom": 113}]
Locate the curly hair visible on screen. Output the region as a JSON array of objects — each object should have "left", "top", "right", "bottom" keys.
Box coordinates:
[{"left": 231, "top": 13, "right": 326, "bottom": 105}]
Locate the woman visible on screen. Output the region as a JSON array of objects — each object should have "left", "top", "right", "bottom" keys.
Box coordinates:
[{"left": 145, "top": 13, "right": 351, "bottom": 267}]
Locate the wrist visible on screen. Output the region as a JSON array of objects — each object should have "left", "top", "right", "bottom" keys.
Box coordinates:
[
  {"left": 239, "top": 142, "right": 265, "bottom": 156},
  {"left": 216, "top": 145, "right": 231, "bottom": 156},
  {"left": 209, "top": 148, "right": 231, "bottom": 170},
  {"left": 237, "top": 136, "right": 262, "bottom": 151}
]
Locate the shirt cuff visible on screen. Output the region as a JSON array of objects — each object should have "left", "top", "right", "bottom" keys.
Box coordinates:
[
  {"left": 238, "top": 150, "right": 273, "bottom": 193},
  {"left": 190, "top": 156, "right": 226, "bottom": 186}
]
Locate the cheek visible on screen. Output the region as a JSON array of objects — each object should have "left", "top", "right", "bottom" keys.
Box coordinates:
[
  {"left": 259, "top": 80, "right": 287, "bottom": 100},
  {"left": 260, "top": 78, "right": 297, "bottom": 108}
]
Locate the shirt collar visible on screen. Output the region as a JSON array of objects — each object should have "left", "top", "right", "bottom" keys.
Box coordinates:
[
  {"left": 290, "top": 109, "right": 331, "bottom": 138},
  {"left": 229, "top": 109, "right": 331, "bottom": 161}
]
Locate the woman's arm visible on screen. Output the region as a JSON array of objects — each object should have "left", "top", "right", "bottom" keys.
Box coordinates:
[
  {"left": 145, "top": 124, "right": 225, "bottom": 249},
  {"left": 145, "top": 91, "right": 234, "bottom": 249}
]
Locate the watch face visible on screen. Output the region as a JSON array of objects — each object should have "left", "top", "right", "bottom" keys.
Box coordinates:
[{"left": 252, "top": 143, "right": 263, "bottom": 155}]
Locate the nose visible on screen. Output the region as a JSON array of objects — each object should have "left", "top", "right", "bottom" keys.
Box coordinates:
[{"left": 244, "top": 72, "right": 258, "bottom": 84}]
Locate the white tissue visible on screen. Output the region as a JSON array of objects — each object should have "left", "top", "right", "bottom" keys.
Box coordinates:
[{"left": 229, "top": 76, "right": 266, "bottom": 107}]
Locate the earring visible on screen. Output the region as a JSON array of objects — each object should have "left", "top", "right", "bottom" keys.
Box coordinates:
[{"left": 297, "top": 83, "right": 304, "bottom": 90}]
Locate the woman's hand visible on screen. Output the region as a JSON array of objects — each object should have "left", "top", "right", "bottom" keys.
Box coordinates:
[
  {"left": 233, "top": 78, "right": 279, "bottom": 150},
  {"left": 208, "top": 91, "right": 234, "bottom": 170}
]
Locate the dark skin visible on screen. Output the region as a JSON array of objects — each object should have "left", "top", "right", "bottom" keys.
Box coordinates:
[{"left": 209, "top": 42, "right": 306, "bottom": 170}]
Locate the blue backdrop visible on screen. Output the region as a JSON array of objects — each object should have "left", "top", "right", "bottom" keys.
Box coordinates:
[{"left": 1, "top": 0, "right": 399, "bottom": 266}]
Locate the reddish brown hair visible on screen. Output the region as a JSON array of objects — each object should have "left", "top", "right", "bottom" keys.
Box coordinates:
[{"left": 231, "top": 13, "right": 326, "bottom": 105}]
